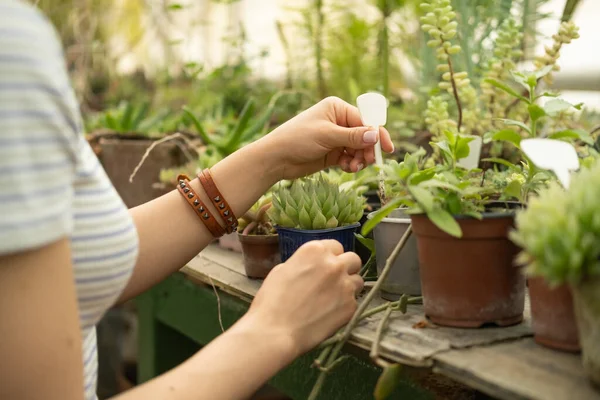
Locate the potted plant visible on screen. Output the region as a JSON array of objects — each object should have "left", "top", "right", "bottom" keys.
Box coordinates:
[
  {"left": 268, "top": 175, "right": 366, "bottom": 262},
  {"left": 511, "top": 161, "right": 600, "bottom": 387},
  {"left": 236, "top": 196, "right": 281, "bottom": 279},
  {"left": 85, "top": 101, "right": 189, "bottom": 208}
]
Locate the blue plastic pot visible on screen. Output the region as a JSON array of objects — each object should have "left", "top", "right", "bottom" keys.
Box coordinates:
[{"left": 275, "top": 223, "right": 361, "bottom": 262}]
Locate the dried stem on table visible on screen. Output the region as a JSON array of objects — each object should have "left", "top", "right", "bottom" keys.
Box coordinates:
[
  {"left": 307, "top": 225, "right": 413, "bottom": 400},
  {"left": 208, "top": 276, "right": 225, "bottom": 333}
]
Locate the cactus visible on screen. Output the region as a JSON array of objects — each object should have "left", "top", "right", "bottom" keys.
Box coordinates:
[
  {"left": 268, "top": 176, "right": 366, "bottom": 230},
  {"left": 237, "top": 196, "right": 276, "bottom": 235}
]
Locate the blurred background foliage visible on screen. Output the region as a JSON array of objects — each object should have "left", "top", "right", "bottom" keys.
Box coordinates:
[{"left": 31, "top": 0, "right": 598, "bottom": 152}]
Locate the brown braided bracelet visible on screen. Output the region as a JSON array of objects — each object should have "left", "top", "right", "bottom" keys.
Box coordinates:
[
  {"left": 198, "top": 168, "right": 238, "bottom": 234},
  {"left": 176, "top": 174, "right": 226, "bottom": 238}
]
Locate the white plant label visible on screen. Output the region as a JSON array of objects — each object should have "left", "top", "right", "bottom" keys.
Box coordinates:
[
  {"left": 357, "top": 93, "right": 388, "bottom": 167},
  {"left": 457, "top": 135, "right": 482, "bottom": 170},
  {"left": 521, "top": 138, "right": 579, "bottom": 189}
]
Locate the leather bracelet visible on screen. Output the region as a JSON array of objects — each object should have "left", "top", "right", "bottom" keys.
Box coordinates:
[
  {"left": 176, "top": 174, "right": 226, "bottom": 238},
  {"left": 198, "top": 168, "right": 238, "bottom": 234}
]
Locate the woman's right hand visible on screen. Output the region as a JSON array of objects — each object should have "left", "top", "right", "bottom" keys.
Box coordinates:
[{"left": 244, "top": 240, "right": 364, "bottom": 357}]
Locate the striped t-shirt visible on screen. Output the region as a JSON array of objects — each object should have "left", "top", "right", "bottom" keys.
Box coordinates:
[{"left": 0, "top": 1, "right": 139, "bottom": 399}]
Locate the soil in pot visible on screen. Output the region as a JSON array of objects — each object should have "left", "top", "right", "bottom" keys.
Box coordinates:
[
  {"left": 368, "top": 209, "right": 421, "bottom": 299},
  {"left": 276, "top": 223, "right": 360, "bottom": 262},
  {"left": 572, "top": 276, "right": 600, "bottom": 388},
  {"left": 411, "top": 205, "right": 525, "bottom": 328},
  {"left": 529, "top": 277, "right": 580, "bottom": 352},
  {"left": 97, "top": 136, "right": 187, "bottom": 208},
  {"left": 238, "top": 233, "right": 281, "bottom": 279}
]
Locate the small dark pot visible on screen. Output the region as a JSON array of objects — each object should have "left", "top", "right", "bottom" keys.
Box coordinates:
[
  {"left": 411, "top": 203, "right": 525, "bottom": 328},
  {"left": 276, "top": 224, "right": 360, "bottom": 262},
  {"left": 238, "top": 233, "right": 281, "bottom": 279},
  {"left": 529, "top": 277, "right": 580, "bottom": 352}
]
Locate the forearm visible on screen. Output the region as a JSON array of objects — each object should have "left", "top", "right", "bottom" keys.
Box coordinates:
[
  {"left": 112, "top": 313, "right": 297, "bottom": 400},
  {"left": 121, "top": 139, "right": 280, "bottom": 302}
]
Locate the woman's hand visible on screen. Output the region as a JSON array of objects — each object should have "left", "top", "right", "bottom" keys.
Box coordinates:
[
  {"left": 243, "top": 240, "right": 364, "bottom": 357},
  {"left": 262, "top": 96, "right": 395, "bottom": 180}
]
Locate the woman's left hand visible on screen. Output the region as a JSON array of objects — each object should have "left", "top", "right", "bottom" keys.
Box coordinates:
[{"left": 261, "top": 96, "right": 395, "bottom": 180}]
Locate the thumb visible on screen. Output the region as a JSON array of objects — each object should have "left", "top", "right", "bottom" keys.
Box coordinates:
[{"left": 329, "top": 126, "right": 379, "bottom": 150}]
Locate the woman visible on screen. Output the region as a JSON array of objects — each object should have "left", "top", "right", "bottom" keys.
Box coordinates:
[{"left": 0, "top": 1, "right": 393, "bottom": 399}]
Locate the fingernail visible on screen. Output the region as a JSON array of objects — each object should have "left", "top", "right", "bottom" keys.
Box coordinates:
[
  {"left": 356, "top": 163, "right": 364, "bottom": 172},
  {"left": 363, "top": 130, "right": 378, "bottom": 144}
]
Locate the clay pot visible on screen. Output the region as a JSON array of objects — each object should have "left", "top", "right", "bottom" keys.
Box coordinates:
[
  {"left": 238, "top": 233, "right": 281, "bottom": 279},
  {"left": 97, "top": 137, "right": 186, "bottom": 208},
  {"left": 528, "top": 277, "right": 580, "bottom": 352},
  {"left": 411, "top": 208, "right": 525, "bottom": 328},
  {"left": 572, "top": 276, "right": 600, "bottom": 388}
]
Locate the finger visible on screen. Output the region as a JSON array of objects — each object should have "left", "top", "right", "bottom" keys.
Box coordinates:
[
  {"left": 336, "top": 252, "right": 362, "bottom": 275},
  {"left": 347, "top": 274, "right": 365, "bottom": 294},
  {"left": 345, "top": 147, "right": 356, "bottom": 157},
  {"left": 363, "top": 145, "right": 375, "bottom": 165},
  {"left": 337, "top": 154, "right": 353, "bottom": 172},
  {"left": 379, "top": 127, "right": 394, "bottom": 153},
  {"left": 326, "top": 96, "right": 365, "bottom": 127},
  {"left": 325, "top": 125, "right": 379, "bottom": 151},
  {"left": 349, "top": 150, "right": 364, "bottom": 172},
  {"left": 318, "top": 239, "right": 345, "bottom": 255}
]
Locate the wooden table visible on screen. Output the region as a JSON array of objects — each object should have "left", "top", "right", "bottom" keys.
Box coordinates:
[{"left": 136, "top": 245, "right": 600, "bottom": 400}]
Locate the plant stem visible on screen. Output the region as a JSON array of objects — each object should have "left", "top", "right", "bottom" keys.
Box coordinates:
[
  {"left": 381, "top": 1, "right": 390, "bottom": 99},
  {"left": 307, "top": 226, "right": 413, "bottom": 400},
  {"left": 369, "top": 303, "right": 394, "bottom": 363},
  {"left": 445, "top": 51, "right": 463, "bottom": 131}
]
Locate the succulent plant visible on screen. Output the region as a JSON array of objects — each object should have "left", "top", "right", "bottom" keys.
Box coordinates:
[
  {"left": 534, "top": 21, "right": 580, "bottom": 85},
  {"left": 511, "top": 159, "right": 600, "bottom": 286},
  {"left": 268, "top": 176, "right": 366, "bottom": 230},
  {"left": 237, "top": 196, "right": 276, "bottom": 235}
]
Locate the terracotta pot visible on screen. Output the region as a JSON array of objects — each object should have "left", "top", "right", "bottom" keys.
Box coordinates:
[
  {"left": 411, "top": 209, "right": 525, "bottom": 328},
  {"left": 238, "top": 233, "right": 281, "bottom": 279},
  {"left": 97, "top": 137, "right": 186, "bottom": 208},
  {"left": 219, "top": 232, "right": 243, "bottom": 253},
  {"left": 529, "top": 277, "right": 580, "bottom": 352},
  {"left": 572, "top": 276, "right": 600, "bottom": 388}
]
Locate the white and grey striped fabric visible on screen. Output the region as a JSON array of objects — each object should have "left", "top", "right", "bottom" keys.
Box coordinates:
[{"left": 0, "top": 1, "right": 139, "bottom": 398}]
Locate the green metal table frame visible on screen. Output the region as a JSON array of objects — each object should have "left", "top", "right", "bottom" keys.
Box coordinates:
[{"left": 136, "top": 272, "right": 441, "bottom": 400}]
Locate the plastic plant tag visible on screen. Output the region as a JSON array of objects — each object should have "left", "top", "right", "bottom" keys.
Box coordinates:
[
  {"left": 357, "top": 93, "right": 388, "bottom": 167},
  {"left": 457, "top": 135, "right": 482, "bottom": 170},
  {"left": 521, "top": 138, "right": 579, "bottom": 189}
]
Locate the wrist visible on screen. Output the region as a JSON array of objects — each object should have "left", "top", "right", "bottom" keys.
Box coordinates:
[
  {"left": 233, "top": 311, "right": 301, "bottom": 364},
  {"left": 250, "top": 133, "right": 286, "bottom": 184}
]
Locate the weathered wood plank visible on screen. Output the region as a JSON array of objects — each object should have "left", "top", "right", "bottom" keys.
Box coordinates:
[
  {"left": 180, "top": 246, "right": 599, "bottom": 400},
  {"left": 434, "top": 339, "right": 599, "bottom": 400}
]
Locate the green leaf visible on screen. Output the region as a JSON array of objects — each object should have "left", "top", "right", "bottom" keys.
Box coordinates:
[
  {"left": 549, "top": 129, "right": 594, "bottom": 145},
  {"left": 409, "top": 186, "right": 434, "bottom": 212},
  {"left": 224, "top": 98, "right": 256, "bottom": 151},
  {"left": 419, "top": 180, "right": 463, "bottom": 193},
  {"left": 494, "top": 118, "right": 531, "bottom": 134},
  {"left": 374, "top": 364, "right": 402, "bottom": 400},
  {"left": 182, "top": 106, "right": 212, "bottom": 145},
  {"left": 361, "top": 198, "right": 404, "bottom": 236},
  {"left": 446, "top": 192, "right": 461, "bottom": 215},
  {"left": 326, "top": 216, "right": 339, "bottom": 229},
  {"left": 491, "top": 129, "right": 522, "bottom": 148},
  {"left": 313, "top": 211, "right": 327, "bottom": 230},
  {"left": 510, "top": 71, "right": 530, "bottom": 92},
  {"left": 505, "top": 180, "right": 522, "bottom": 199},
  {"left": 483, "top": 78, "right": 528, "bottom": 102},
  {"left": 354, "top": 233, "right": 375, "bottom": 252},
  {"left": 482, "top": 157, "right": 520, "bottom": 171},
  {"left": 534, "top": 65, "right": 554, "bottom": 80},
  {"left": 543, "top": 98, "right": 577, "bottom": 116},
  {"left": 527, "top": 104, "right": 546, "bottom": 123},
  {"left": 408, "top": 168, "right": 435, "bottom": 185},
  {"left": 427, "top": 208, "right": 462, "bottom": 238},
  {"left": 432, "top": 140, "right": 452, "bottom": 159},
  {"left": 455, "top": 135, "right": 474, "bottom": 159},
  {"left": 167, "top": 3, "right": 184, "bottom": 10},
  {"left": 299, "top": 208, "right": 312, "bottom": 229},
  {"left": 120, "top": 103, "right": 134, "bottom": 131}
]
